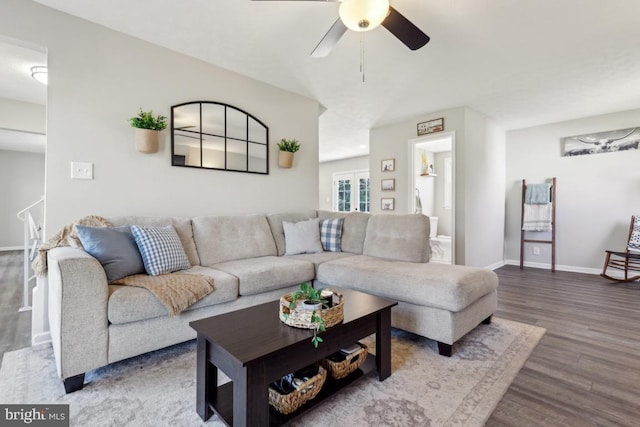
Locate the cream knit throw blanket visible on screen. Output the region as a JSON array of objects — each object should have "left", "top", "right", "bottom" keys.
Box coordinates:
[
  {"left": 112, "top": 274, "right": 215, "bottom": 317},
  {"left": 32, "top": 215, "right": 112, "bottom": 277}
]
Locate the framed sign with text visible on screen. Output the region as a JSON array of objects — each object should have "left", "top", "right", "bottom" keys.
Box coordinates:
[{"left": 417, "top": 118, "right": 444, "bottom": 136}]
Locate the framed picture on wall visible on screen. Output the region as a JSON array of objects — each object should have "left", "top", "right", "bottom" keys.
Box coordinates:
[
  {"left": 561, "top": 126, "right": 640, "bottom": 157},
  {"left": 381, "top": 178, "right": 395, "bottom": 191},
  {"left": 381, "top": 158, "right": 395, "bottom": 172},
  {"left": 417, "top": 117, "right": 444, "bottom": 136},
  {"left": 381, "top": 198, "right": 395, "bottom": 211}
]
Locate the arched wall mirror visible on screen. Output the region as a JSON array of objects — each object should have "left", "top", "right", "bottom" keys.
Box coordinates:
[{"left": 171, "top": 101, "right": 269, "bottom": 174}]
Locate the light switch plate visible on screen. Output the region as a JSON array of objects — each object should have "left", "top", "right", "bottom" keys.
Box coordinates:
[{"left": 70, "top": 162, "right": 93, "bottom": 180}]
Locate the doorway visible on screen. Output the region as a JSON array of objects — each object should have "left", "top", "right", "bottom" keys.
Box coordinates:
[
  {"left": 408, "top": 132, "right": 455, "bottom": 264},
  {"left": 333, "top": 170, "right": 370, "bottom": 212},
  {"left": 0, "top": 35, "right": 47, "bottom": 347}
]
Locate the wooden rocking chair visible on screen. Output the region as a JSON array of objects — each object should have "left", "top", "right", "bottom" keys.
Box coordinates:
[{"left": 601, "top": 215, "right": 640, "bottom": 282}]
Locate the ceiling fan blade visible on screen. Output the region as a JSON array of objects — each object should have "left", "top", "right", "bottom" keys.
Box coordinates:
[
  {"left": 382, "top": 6, "right": 430, "bottom": 51},
  {"left": 311, "top": 18, "right": 348, "bottom": 58}
]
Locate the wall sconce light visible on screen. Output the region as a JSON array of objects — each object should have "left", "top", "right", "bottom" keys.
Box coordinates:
[{"left": 31, "top": 66, "right": 48, "bottom": 85}]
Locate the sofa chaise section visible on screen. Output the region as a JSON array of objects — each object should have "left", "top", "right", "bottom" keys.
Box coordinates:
[{"left": 316, "top": 214, "right": 498, "bottom": 356}]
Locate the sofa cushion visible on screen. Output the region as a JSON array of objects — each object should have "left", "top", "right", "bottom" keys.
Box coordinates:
[
  {"left": 108, "top": 266, "right": 239, "bottom": 324},
  {"left": 320, "top": 218, "right": 343, "bottom": 252},
  {"left": 266, "top": 211, "right": 318, "bottom": 256},
  {"left": 75, "top": 225, "right": 145, "bottom": 283},
  {"left": 131, "top": 225, "right": 191, "bottom": 276},
  {"left": 288, "top": 252, "right": 356, "bottom": 274},
  {"left": 192, "top": 215, "right": 277, "bottom": 266},
  {"left": 283, "top": 218, "right": 324, "bottom": 255},
  {"left": 317, "top": 211, "right": 370, "bottom": 254},
  {"left": 317, "top": 255, "right": 498, "bottom": 312},
  {"left": 213, "top": 256, "right": 315, "bottom": 296},
  {"left": 108, "top": 216, "right": 200, "bottom": 266},
  {"left": 363, "top": 214, "right": 430, "bottom": 263}
]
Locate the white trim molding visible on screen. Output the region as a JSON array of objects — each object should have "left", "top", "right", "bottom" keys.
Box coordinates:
[
  {"left": 0, "top": 246, "right": 24, "bottom": 251},
  {"left": 503, "top": 259, "right": 604, "bottom": 276}
]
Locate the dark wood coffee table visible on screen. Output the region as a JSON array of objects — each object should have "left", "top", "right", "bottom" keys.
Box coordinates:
[{"left": 189, "top": 288, "right": 397, "bottom": 427}]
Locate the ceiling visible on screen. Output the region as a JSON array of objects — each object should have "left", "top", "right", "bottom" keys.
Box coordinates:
[
  {"left": 0, "top": 39, "right": 47, "bottom": 106},
  {"left": 19, "top": 0, "right": 640, "bottom": 161}
]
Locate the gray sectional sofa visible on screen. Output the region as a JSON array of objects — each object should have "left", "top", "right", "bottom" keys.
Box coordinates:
[{"left": 46, "top": 211, "right": 498, "bottom": 393}]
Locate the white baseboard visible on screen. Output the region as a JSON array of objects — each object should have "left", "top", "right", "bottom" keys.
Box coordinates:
[
  {"left": 0, "top": 246, "right": 23, "bottom": 252},
  {"left": 485, "top": 260, "right": 506, "bottom": 271},
  {"left": 31, "top": 331, "right": 51, "bottom": 346},
  {"left": 503, "top": 259, "right": 604, "bottom": 276}
]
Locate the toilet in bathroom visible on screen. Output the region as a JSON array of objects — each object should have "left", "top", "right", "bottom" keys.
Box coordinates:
[{"left": 428, "top": 216, "right": 452, "bottom": 264}]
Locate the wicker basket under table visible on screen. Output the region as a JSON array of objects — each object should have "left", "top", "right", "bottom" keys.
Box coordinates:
[
  {"left": 268, "top": 366, "right": 327, "bottom": 415},
  {"left": 321, "top": 342, "right": 368, "bottom": 379}
]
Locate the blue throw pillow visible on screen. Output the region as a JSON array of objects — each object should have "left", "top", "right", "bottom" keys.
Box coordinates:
[
  {"left": 75, "top": 225, "right": 146, "bottom": 283},
  {"left": 320, "top": 218, "right": 343, "bottom": 252},
  {"left": 131, "top": 224, "right": 191, "bottom": 276}
]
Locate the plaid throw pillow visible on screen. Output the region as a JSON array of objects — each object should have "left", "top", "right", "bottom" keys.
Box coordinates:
[
  {"left": 320, "top": 218, "right": 344, "bottom": 252},
  {"left": 131, "top": 225, "right": 191, "bottom": 276}
]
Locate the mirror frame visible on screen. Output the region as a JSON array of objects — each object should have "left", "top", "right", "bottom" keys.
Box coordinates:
[{"left": 171, "top": 101, "right": 269, "bottom": 174}]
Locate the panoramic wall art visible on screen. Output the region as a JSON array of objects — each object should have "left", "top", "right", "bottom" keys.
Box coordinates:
[{"left": 561, "top": 126, "right": 640, "bottom": 157}]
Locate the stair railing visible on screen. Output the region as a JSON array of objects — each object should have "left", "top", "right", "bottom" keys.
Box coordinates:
[{"left": 16, "top": 197, "right": 44, "bottom": 312}]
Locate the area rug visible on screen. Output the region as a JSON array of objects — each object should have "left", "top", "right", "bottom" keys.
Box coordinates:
[{"left": 0, "top": 318, "right": 544, "bottom": 426}]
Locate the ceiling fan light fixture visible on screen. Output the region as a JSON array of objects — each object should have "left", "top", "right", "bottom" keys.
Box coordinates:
[{"left": 339, "top": 0, "right": 390, "bottom": 32}]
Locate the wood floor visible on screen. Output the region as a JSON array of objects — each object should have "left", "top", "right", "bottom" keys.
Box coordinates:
[
  {"left": 487, "top": 265, "right": 640, "bottom": 427},
  {"left": 0, "top": 250, "right": 31, "bottom": 359},
  {"left": 0, "top": 252, "right": 639, "bottom": 425}
]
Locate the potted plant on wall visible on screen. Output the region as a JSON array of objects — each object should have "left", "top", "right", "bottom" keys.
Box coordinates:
[
  {"left": 129, "top": 108, "right": 168, "bottom": 153},
  {"left": 277, "top": 138, "right": 301, "bottom": 168}
]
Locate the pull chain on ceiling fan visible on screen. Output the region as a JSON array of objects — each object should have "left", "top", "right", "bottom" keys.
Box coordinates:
[{"left": 253, "top": 0, "right": 430, "bottom": 58}]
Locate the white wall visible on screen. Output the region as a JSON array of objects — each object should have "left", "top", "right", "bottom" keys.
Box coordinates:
[
  {"left": 370, "top": 107, "right": 505, "bottom": 267},
  {"left": 463, "top": 109, "right": 506, "bottom": 268},
  {"left": 505, "top": 108, "right": 640, "bottom": 272},
  {"left": 318, "top": 156, "right": 369, "bottom": 211},
  {"left": 1, "top": 0, "right": 320, "bottom": 237},
  {"left": 0, "top": 150, "right": 45, "bottom": 248},
  {"left": 0, "top": 98, "right": 46, "bottom": 134}
]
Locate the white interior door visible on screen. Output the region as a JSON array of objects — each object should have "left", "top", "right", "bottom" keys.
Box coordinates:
[{"left": 333, "top": 171, "right": 370, "bottom": 212}]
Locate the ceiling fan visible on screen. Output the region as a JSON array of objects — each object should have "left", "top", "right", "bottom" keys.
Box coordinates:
[{"left": 253, "top": 0, "right": 430, "bottom": 57}]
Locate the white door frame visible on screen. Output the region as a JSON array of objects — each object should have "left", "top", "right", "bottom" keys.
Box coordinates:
[{"left": 407, "top": 131, "right": 456, "bottom": 263}]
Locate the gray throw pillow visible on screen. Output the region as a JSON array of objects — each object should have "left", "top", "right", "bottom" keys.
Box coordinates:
[
  {"left": 283, "top": 218, "right": 324, "bottom": 255},
  {"left": 75, "top": 224, "right": 146, "bottom": 283}
]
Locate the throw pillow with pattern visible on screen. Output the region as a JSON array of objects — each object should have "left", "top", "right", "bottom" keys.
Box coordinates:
[
  {"left": 320, "top": 218, "right": 343, "bottom": 252},
  {"left": 131, "top": 224, "right": 191, "bottom": 276}
]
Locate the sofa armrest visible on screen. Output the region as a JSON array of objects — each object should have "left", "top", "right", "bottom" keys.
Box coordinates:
[{"left": 47, "top": 247, "right": 109, "bottom": 380}]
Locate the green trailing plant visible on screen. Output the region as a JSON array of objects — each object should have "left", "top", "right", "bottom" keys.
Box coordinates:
[
  {"left": 286, "top": 282, "right": 328, "bottom": 348},
  {"left": 129, "top": 108, "right": 168, "bottom": 131},
  {"left": 277, "top": 138, "right": 301, "bottom": 153}
]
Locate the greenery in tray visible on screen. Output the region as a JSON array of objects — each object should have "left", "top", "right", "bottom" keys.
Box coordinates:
[
  {"left": 129, "top": 108, "right": 168, "bottom": 131},
  {"left": 277, "top": 138, "right": 301, "bottom": 153},
  {"left": 287, "top": 282, "right": 328, "bottom": 348}
]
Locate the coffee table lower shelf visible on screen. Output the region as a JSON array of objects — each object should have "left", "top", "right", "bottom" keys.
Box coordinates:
[{"left": 209, "top": 355, "right": 376, "bottom": 427}]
